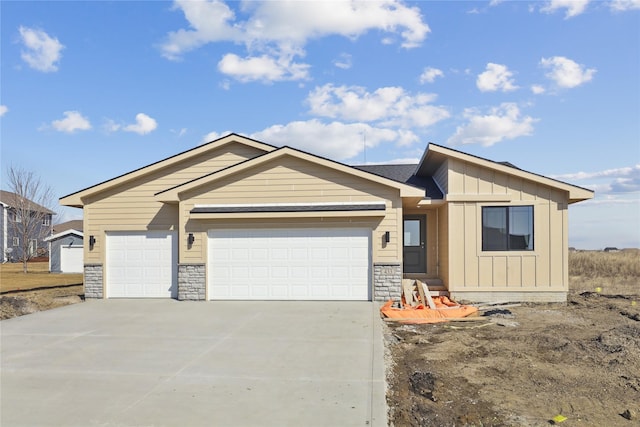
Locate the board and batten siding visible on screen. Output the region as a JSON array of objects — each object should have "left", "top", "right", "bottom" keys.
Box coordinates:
[
  {"left": 82, "top": 145, "right": 266, "bottom": 264},
  {"left": 433, "top": 160, "right": 448, "bottom": 195},
  {"left": 446, "top": 158, "right": 569, "bottom": 294},
  {"left": 178, "top": 156, "right": 402, "bottom": 265}
]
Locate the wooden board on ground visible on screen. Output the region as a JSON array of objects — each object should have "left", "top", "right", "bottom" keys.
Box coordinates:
[
  {"left": 402, "top": 279, "right": 417, "bottom": 306},
  {"left": 417, "top": 280, "right": 437, "bottom": 309}
]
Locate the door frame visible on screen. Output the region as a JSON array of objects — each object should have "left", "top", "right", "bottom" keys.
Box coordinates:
[{"left": 403, "top": 214, "right": 427, "bottom": 274}]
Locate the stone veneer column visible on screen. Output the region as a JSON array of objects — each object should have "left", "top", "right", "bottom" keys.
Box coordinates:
[
  {"left": 373, "top": 262, "right": 402, "bottom": 302},
  {"left": 84, "top": 264, "right": 103, "bottom": 299},
  {"left": 178, "top": 264, "right": 206, "bottom": 301}
]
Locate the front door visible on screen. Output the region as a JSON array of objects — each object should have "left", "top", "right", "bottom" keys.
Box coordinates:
[{"left": 403, "top": 215, "right": 426, "bottom": 273}]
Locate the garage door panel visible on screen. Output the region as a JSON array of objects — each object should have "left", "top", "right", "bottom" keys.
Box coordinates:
[
  {"left": 209, "top": 228, "right": 370, "bottom": 301},
  {"left": 106, "top": 232, "right": 177, "bottom": 298},
  {"left": 60, "top": 246, "right": 84, "bottom": 273}
]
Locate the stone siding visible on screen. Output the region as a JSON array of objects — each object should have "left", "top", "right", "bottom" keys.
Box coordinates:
[
  {"left": 373, "top": 263, "right": 402, "bottom": 302},
  {"left": 84, "top": 264, "right": 103, "bottom": 299},
  {"left": 178, "top": 264, "right": 206, "bottom": 301}
]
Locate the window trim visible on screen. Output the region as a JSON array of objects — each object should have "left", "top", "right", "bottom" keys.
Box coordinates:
[
  {"left": 42, "top": 217, "right": 51, "bottom": 226},
  {"left": 481, "top": 205, "right": 534, "bottom": 252},
  {"left": 12, "top": 237, "right": 19, "bottom": 247}
]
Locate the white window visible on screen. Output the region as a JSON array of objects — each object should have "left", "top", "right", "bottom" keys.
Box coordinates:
[
  {"left": 14, "top": 212, "right": 22, "bottom": 223},
  {"left": 42, "top": 217, "right": 51, "bottom": 226},
  {"left": 12, "top": 237, "right": 19, "bottom": 246},
  {"left": 29, "top": 239, "right": 38, "bottom": 256}
]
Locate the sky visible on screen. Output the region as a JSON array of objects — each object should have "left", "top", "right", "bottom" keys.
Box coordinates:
[{"left": 1, "top": 0, "right": 639, "bottom": 250}]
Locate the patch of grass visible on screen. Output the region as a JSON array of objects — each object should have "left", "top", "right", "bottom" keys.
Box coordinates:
[
  {"left": 0, "top": 262, "right": 83, "bottom": 293},
  {"left": 569, "top": 249, "right": 640, "bottom": 296},
  {"left": 569, "top": 249, "right": 640, "bottom": 277}
]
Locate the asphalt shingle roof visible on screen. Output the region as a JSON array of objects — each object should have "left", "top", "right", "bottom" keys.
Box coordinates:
[
  {"left": 352, "top": 164, "right": 444, "bottom": 199},
  {"left": 0, "top": 190, "right": 55, "bottom": 214}
]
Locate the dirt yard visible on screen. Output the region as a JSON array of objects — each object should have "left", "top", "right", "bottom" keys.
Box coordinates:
[
  {"left": 385, "top": 252, "right": 640, "bottom": 426},
  {"left": 0, "top": 285, "right": 84, "bottom": 320}
]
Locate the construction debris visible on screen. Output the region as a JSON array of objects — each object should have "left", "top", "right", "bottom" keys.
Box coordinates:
[{"left": 380, "top": 280, "right": 479, "bottom": 324}]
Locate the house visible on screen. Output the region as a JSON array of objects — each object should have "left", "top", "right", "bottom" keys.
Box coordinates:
[
  {"left": 1, "top": 190, "right": 54, "bottom": 263},
  {"left": 60, "top": 134, "right": 593, "bottom": 303},
  {"left": 44, "top": 220, "right": 84, "bottom": 273}
]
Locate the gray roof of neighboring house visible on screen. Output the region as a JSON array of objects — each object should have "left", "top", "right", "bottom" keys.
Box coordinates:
[
  {"left": 52, "top": 220, "right": 83, "bottom": 233},
  {"left": 352, "top": 164, "right": 444, "bottom": 199},
  {"left": 0, "top": 190, "right": 55, "bottom": 214}
]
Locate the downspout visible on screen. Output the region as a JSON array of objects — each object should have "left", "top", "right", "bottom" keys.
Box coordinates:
[{"left": 2, "top": 204, "right": 7, "bottom": 263}]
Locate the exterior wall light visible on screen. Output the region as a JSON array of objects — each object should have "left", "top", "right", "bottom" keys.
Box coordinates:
[
  {"left": 384, "top": 231, "right": 390, "bottom": 243},
  {"left": 188, "top": 233, "right": 195, "bottom": 245},
  {"left": 89, "top": 235, "right": 96, "bottom": 250}
]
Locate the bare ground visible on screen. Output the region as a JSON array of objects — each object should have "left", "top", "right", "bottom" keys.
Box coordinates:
[
  {"left": 385, "top": 280, "right": 640, "bottom": 426},
  {"left": 0, "top": 285, "right": 84, "bottom": 320}
]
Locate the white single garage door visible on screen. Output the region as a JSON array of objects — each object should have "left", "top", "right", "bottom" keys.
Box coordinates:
[
  {"left": 208, "top": 228, "right": 371, "bottom": 300},
  {"left": 60, "top": 246, "right": 83, "bottom": 273},
  {"left": 106, "top": 231, "right": 177, "bottom": 298}
]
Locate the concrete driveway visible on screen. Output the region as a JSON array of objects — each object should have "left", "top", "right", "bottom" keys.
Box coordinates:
[{"left": 1, "top": 300, "right": 387, "bottom": 426}]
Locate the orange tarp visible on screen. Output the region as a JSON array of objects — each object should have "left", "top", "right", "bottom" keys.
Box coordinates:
[{"left": 380, "top": 296, "right": 479, "bottom": 324}]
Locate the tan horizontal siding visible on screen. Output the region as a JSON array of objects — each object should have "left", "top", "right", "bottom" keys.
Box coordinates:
[
  {"left": 179, "top": 157, "right": 402, "bottom": 265},
  {"left": 82, "top": 145, "right": 264, "bottom": 265}
]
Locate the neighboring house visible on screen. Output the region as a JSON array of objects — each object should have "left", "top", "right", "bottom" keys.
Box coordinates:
[
  {"left": 44, "top": 220, "right": 84, "bottom": 273},
  {"left": 60, "top": 134, "right": 593, "bottom": 303},
  {"left": 603, "top": 247, "right": 619, "bottom": 253},
  {"left": 0, "top": 190, "right": 54, "bottom": 263}
]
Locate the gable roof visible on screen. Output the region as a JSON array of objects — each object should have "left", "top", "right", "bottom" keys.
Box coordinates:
[
  {"left": 353, "top": 164, "right": 444, "bottom": 199},
  {"left": 44, "top": 229, "right": 84, "bottom": 242},
  {"left": 0, "top": 190, "right": 55, "bottom": 214},
  {"left": 155, "top": 146, "right": 425, "bottom": 202},
  {"left": 417, "top": 143, "right": 594, "bottom": 204},
  {"left": 60, "top": 133, "right": 276, "bottom": 207},
  {"left": 53, "top": 219, "right": 83, "bottom": 233}
]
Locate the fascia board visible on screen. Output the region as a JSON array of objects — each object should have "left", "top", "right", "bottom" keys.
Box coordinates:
[
  {"left": 156, "top": 147, "right": 424, "bottom": 202},
  {"left": 59, "top": 133, "right": 275, "bottom": 207}
]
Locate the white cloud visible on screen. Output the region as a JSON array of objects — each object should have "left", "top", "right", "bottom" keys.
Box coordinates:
[
  {"left": 162, "top": 0, "right": 429, "bottom": 82},
  {"left": 447, "top": 103, "right": 537, "bottom": 146},
  {"left": 170, "top": 128, "right": 187, "bottom": 138},
  {"left": 251, "top": 119, "right": 416, "bottom": 160},
  {"left": 610, "top": 0, "right": 640, "bottom": 11},
  {"left": 201, "top": 130, "right": 232, "bottom": 144},
  {"left": 540, "top": 0, "right": 590, "bottom": 18},
  {"left": 103, "top": 119, "right": 121, "bottom": 133},
  {"left": 218, "top": 53, "right": 310, "bottom": 82},
  {"left": 123, "top": 113, "right": 158, "bottom": 135},
  {"left": 333, "top": 53, "right": 353, "bottom": 70},
  {"left": 361, "top": 157, "right": 420, "bottom": 165},
  {"left": 476, "top": 63, "right": 518, "bottom": 92},
  {"left": 18, "top": 26, "right": 65, "bottom": 72},
  {"left": 531, "top": 84, "right": 546, "bottom": 95},
  {"left": 0, "top": 105, "right": 8, "bottom": 117},
  {"left": 540, "top": 56, "right": 596, "bottom": 89},
  {"left": 51, "top": 111, "right": 91, "bottom": 133},
  {"left": 419, "top": 67, "right": 444, "bottom": 84},
  {"left": 551, "top": 165, "right": 639, "bottom": 181},
  {"left": 307, "top": 84, "right": 450, "bottom": 128},
  {"left": 551, "top": 164, "right": 640, "bottom": 194}
]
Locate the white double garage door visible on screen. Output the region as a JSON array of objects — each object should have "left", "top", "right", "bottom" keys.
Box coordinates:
[{"left": 106, "top": 228, "right": 371, "bottom": 300}]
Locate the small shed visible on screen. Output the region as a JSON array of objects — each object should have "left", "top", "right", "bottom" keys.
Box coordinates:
[{"left": 45, "top": 220, "right": 83, "bottom": 273}]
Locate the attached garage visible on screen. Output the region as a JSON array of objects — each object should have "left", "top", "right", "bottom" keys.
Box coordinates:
[
  {"left": 106, "top": 231, "right": 177, "bottom": 298},
  {"left": 208, "top": 227, "right": 371, "bottom": 300}
]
